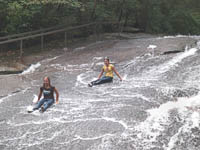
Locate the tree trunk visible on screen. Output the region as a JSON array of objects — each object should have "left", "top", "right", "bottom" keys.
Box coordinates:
[
  {"left": 124, "top": 11, "right": 129, "bottom": 27},
  {"left": 118, "top": 0, "right": 126, "bottom": 33},
  {"left": 118, "top": 0, "right": 125, "bottom": 22},
  {"left": 90, "top": 0, "right": 97, "bottom": 21}
]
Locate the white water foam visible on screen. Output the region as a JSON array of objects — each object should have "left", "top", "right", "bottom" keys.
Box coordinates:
[
  {"left": 147, "top": 44, "right": 157, "bottom": 56},
  {"left": 158, "top": 48, "right": 198, "bottom": 74},
  {"left": 74, "top": 46, "right": 85, "bottom": 51},
  {"left": 0, "top": 94, "right": 14, "bottom": 104},
  {"left": 75, "top": 133, "right": 113, "bottom": 141},
  {"left": 162, "top": 35, "right": 188, "bottom": 39},
  {"left": 102, "top": 117, "right": 128, "bottom": 130},
  {"left": 96, "top": 62, "right": 104, "bottom": 66},
  {"left": 67, "top": 64, "right": 79, "bottom": 67},
  {"left": 41, "top": 56, "right": 60, "bottom": 63},
  {"left": 0, "top": 88, "right": 30, "bottom": 104},
  {"left": 21, "top": 63, "right": 41, "bottom": 75},
  {"left": 197, "top": 40, "right": 200, "bottom": 49},
  {"left": 165, "top": 111, "right": 200, "bottom": 150},
  {"left": 32, "top": 94, "right": 38, "bottom": 104},
  {"left": 109, "top": 93, "right": 152, "bottom": 103},
  {"left": 50, "top": 64, "right": 66, "bottom": 70},
  {"left": 93, "top": 57, "right": 103, "bottom": 61},
  {"left": 80, "top": 64, "right": 89, "bottom": 67},
  {"left": 164, "top": 35, "right": 200, "bottom": 39},
  {"left": 135, "top": 92, "right": 200, "bottom": 149},
  {"left": 147, "top": 45, "right": 157, "bottom": 50},
  {"left": 142, "top": 47, "right": 199, "bottom": 79},
  {"left": 76, "top": 72, "right": 92, "bottom": 86}
]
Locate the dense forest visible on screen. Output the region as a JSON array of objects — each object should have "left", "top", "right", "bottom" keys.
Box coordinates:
[{"left": 0, "top": 0, "right": 200, "bottom": 36}]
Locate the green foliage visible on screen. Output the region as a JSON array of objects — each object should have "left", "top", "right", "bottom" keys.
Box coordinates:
[
  {"left": 137, "top": 0, "right": 200, "bottom": 34},
  {"left": 169, "top": 10, "right": 200, "bottom": 34},
  {"left": 0, "top": 0, "right": 200, "bottom": 35},
  {"left": 6, "top": 1, "right": 33, "bottom": 33}
]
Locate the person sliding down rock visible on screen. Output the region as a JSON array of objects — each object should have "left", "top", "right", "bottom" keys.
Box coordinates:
[
  {"left": 88, "top": 57, "right": 123, "bottom": 87},
  {"left": 33, "top": 76, "right": 59, "bottom": 112}
]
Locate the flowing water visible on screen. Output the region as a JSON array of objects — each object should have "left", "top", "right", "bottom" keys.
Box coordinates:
[{"left": 1, "top": 35, "right": 200, "bottom": 150}]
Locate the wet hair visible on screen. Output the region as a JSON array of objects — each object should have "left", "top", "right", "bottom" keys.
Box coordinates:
[
  {"left": 104, "top": 57, "right": 110, "bottom": 62},
  {"left": 43, "top": 76, "right": 51, "bottom": 87}
]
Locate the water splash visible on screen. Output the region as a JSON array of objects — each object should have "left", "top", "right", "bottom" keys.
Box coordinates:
[{"left": 21, "top": 63, "right": 41, "bottom": 75}]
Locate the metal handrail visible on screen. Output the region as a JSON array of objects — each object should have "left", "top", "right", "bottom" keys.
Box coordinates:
[
  {"left": 0, "top": 21, "right": 123, "bottom": 59},
  {"left": 0, "top": 22, "right": 96, "bottom": 45}
]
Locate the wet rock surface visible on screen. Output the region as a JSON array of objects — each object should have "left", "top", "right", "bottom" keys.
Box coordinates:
[
  {"left": 0, "top": 33, "right": 196, "bottom": 74},
  {"left": 0, "top": 33, "right": 200, "bottom": 150}
]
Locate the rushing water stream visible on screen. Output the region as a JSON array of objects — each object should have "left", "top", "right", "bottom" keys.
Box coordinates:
[{"left": 1, "top": 35, "right": 200, "bottom": 150}]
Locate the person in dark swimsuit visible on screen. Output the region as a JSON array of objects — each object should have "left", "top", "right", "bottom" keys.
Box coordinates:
[{"left": 33, "top": 76, "right": 59, "bottom": 112}]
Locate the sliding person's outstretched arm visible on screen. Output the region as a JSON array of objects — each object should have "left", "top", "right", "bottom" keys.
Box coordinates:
[
  {"left": 54, "top": 88, "right": 59, "bottom": 104},
  {"left": 98, "top": 69, "right": 104, "bottom": 79},
  {"left": 37, "top": 88, "right": 42, "bottom": 103},
  {"left": 112, "top": 66, "right": 123, "bottom": 81}
]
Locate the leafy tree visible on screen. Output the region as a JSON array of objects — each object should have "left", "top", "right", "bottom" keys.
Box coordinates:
[{"left": 0, "top": 0, "right": 200, "bottom": 35}]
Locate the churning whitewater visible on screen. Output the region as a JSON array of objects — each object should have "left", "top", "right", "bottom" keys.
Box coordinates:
[{"left": 1, "top": 35, "right": 200, "bottom": 150}]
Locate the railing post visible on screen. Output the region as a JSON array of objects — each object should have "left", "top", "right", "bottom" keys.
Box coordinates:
[
  {"left": 41, "top": 35, "right": 44, "bottom": 50},
  {"left": 71, "top": 31, "right": 73, "bottom": 43},
  {"left": 94, "top": 22, "right": 97, "bottom": 42},
  {"left": 20, "top": 40, "right": 23, "bottom": 60},
  {"left": 118, "top": 21, "right": 121, "bottom": 37},
  {"left": 118, "top": 21, "right": 124, "bottom": 37},
  {"left": 64, "top": 31, "right": 67, "bottom": 47}
]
